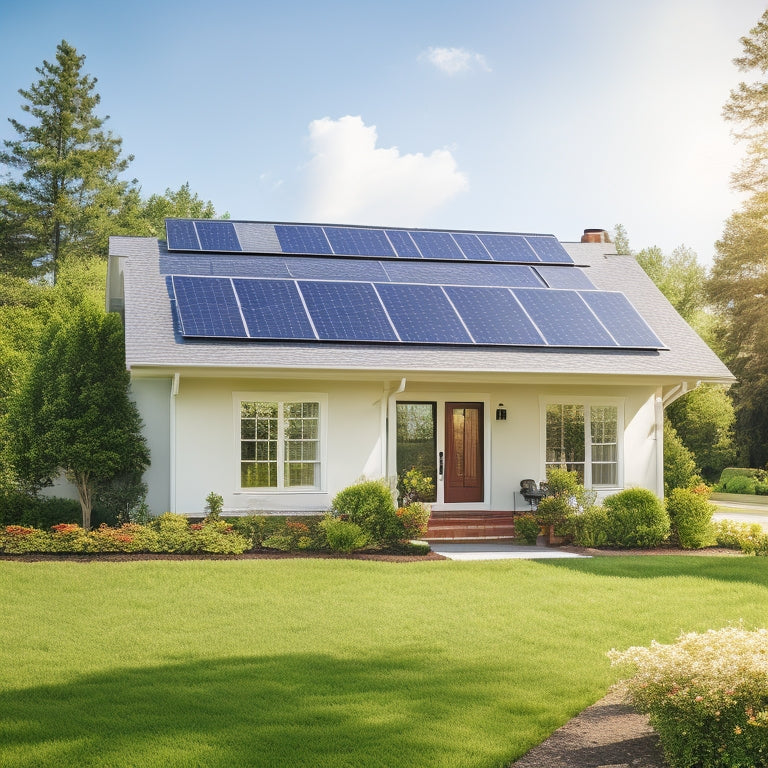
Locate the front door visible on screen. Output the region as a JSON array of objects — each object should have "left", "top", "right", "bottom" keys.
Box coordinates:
[{"left": 444, "top": 402, "right": 484, "bottom": 503}]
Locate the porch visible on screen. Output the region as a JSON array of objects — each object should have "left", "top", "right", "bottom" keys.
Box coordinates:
[{"left": 425, "top": 510, "right": 520, "bottom": 541}]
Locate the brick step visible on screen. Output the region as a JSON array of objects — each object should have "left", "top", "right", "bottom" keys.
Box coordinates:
[{"left": 425, "top": 512, "right": 518, "bottom": 541}]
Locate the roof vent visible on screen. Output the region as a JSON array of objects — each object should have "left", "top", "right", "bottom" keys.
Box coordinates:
[{"left": 581, "top": 228, "right": 611, "bottom": 243}]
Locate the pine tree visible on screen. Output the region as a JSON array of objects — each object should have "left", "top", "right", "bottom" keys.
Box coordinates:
[{"left": 0, "top": 40, "right": 133, "bottom": 281}]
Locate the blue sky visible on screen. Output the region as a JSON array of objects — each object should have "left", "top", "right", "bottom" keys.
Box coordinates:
[{"left": 0, "top": 0, "right": 765, "bottom": 265}]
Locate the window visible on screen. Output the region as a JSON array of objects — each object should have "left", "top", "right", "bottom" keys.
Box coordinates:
[
  {"left": 544, "top": 402, "right": 620, "bottom": 487},
  {"left": 240, "top": 400, "right": 320, "bottom": 489}
]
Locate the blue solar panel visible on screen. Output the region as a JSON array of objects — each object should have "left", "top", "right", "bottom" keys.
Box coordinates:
[
  {"left": 195, "top": 220, "right": 242, "bottom": 252},
  {"left": 324, "top": 227, "right": 395, "bottom": 258},
  {"left": 386, "top": 230, "right": 422, "bottom": 258},
  {"left": 444, "top": 287, "right": 544, "bottom": 345},
  {"left": 233, "top": 279, "right": 315, "bottom": 340},
  {"left": 166, "top": 219, "right": 200, "bottom": 250},
  {"left": 172, "top": 276, "right": 247, "bottom": 338},
  {"left": 409, "top": 231, "right": 465, "bottom": 260},
  {"left": 452, "top": 233, "right": 492, "bottom": 261},
  {"left": 525, "top": 236, "right": 573, "bottom": 264},
  {"left": 580, "top": 291, "right": 664, "bottom": 348},
  {"left": 513, "top": 289, "right": 616, "bottom": 347},
  {"left": 534, "top": 266, "right": 595, "bottom": 290},
  {"left": 376, "top": 283, "right": 471, "bottom": 343},
  {"left": 275, "top": 224, "right": 333, "bottom": 254},
  {"left": 299, "top": 281, "right": 398, "bottom": 341},
  {"left": 287, "top": 257, "right": 389, "bottom": 282},
  {"left": 382, "top": 261, "right": 544, "bottom": 288},
  {"left": 478, "top": 234, "right": 538, "bottom": 262}
]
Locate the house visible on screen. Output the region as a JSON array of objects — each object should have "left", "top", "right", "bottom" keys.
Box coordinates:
[{"left": 106, "top": 220, "right": 733, "bottom": 520}]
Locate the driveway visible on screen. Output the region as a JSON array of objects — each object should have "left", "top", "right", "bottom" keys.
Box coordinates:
[{"left": 712, "top": 498, "right": 768, "bottom": 530}]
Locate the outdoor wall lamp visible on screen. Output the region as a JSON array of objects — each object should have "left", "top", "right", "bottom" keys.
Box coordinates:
[{"left": 495, "top": 403, "right": 507, "bottom": 421}]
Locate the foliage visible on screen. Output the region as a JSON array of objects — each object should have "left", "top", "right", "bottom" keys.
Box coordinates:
[
  {"left": 318, "top": 516, "right": 369, "bottom": 553},
  {"left": 92, "top": 472, "right": 147, "bottom": 525},
  {"left": 601, "top": 488, "right": 670, "bottom": 548},
  {"left": 609, "top": 626, "right": 768, "bottom": 768},
  {"left": 5, "top": 302, "right": 149, "bottom": 529},
  {"left": 397, "top": 467, "right": 435, "bottom": 506},
  {"left": 230, "top": 514, "right": 282, "bottom": 549},
  {"left": 0, "top": 489, "right": 80, "bottom": 528},
  {"left": 329, "top": 479, "right": 400, "bottom": 545},
  {"left": 666, "top": 488, "right": 716, "bottom": 549},
  {"left": 537, "top": 467, "right": 597, "bottom": 539},
  {"left": 571, "top": 506, "right": 610, "bottom": 548},
  {"left": 395, "top": 502, "right": 430, "bottom": 539},
  {"left": 667, "top": 386, "right": 737, "bottom": 482},
  {"left": 204, "top": 491, "right": 223, "bottom": 520},
  {"left": 262, "top": 520, "right": 316, "bottom": 551},
  {"left": 514, "top": 513, "right": 540, "bottom": 545},
  {"left": 151, "top": 513, "right": 195, "bottom": 553},
  {"left": 714, "top": 519, "right": 768, "bottom": 555},
  {"left": 716, "top": 467, "right": 768, "bottom": 495},
  {"left": 0, "top": 40, "right": 134, "bottom": 281},
  {"left": 664, "top": 418, "right": 703, "bottom": 496},
  {"left": 535, "top": 495, "right": 571, "bottom": 529}
]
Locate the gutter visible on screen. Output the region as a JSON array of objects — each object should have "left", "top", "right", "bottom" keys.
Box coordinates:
[{"left": 381, "top": 378, "right": 406, "bottom": 478}]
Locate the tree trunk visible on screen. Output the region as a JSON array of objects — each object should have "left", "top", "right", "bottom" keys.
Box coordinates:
[{"left": 74, "top": 472, "right": 92, "bottom": 530}]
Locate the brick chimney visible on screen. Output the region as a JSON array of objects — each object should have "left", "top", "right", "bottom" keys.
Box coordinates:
[{"left": 581, "top": 228, "right": 611, "bottom": 243}]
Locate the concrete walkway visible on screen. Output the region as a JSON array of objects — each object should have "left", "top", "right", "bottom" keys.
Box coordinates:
[{"left": 428, "top": 542, "right": 590, "bottom": 560}]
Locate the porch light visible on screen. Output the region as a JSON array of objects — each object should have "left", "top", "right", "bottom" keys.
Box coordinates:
[{"left": 495, "top": 404, "right": 507, "bottom": 421}]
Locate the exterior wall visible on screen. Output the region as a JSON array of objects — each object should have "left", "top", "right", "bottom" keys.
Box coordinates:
[
  {"left": 131, "top": 378, "right": 172, "bottom": 513},
  {"left": 148, "top": 373, "right": 661, "bottom": 516}
]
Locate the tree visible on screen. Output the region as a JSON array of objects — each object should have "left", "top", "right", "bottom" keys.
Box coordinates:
[
  {"left": 666, "top": 385, "right": 737, "bottom": 482},
  {"left": 5, "top": 302, "right": 149, "bottom": 529},
  {"left": 663, "top": 418, "right": 701, "bottom": 497},
  {"left": 0, "top": 40, "right": 133, "bottom": 281},
  {"left": 707, "top": 9, "right": 768, "bottom": 467}
]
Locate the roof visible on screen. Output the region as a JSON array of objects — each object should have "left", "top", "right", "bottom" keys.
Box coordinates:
[{"left": 107, "top": 224, "right": 734, "bottom": 384}]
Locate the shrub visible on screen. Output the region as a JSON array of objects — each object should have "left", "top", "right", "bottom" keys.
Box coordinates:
[
  {"left": 395, "top": 502, "right": 430, "bottom": 540},
  {"left": 609, "top": 626, "right": 768, "bottom": 768},
  {"left": 721, "top": 474, "right": 759, "bottom": 495},
  {"left": 714, "top": 520, "right": 768, "bottom": 556},
  {"left": 602, "top": 488, "right": 670, "bottom": 548},
  {"left": 230, "top": 515, "right": 281, "bottom": 549},
  {"left": 151, "top": 513, "right": 195, "bottom": 553},
  {"left": 571, "top": 506, "right": 610, "bottom": 548},
  {"left": 664, "top": 418, "right": 702, "bottom": 496},
  {"left": 0, "top": 490, "right": 81, "bottom": 529},
  {"left": 330, "top": 479, "right": 400, "bottom": 545},
  {"left": 204, "top": 491, "right": 223, "bottom": 520},
  {"left": 191, "top": 520, "right": 249, "bottom": 554},
  {"left": 0, "top": 524, "right": 49, "bottom": 553},
  {"left": 666, "top": 487, "right": 716, "bottom": 549},
  {"left": 49, "top": 523, "right": 91, "bottom": 552},
  {"left": 398, "top": 468, "right": 435, "bottom": 505},
  {"left": 319, "top": 517, "right": 369, "bottom": 553},
  {"left": 514, "top": 513, "right": 540, "bottom": 545}
]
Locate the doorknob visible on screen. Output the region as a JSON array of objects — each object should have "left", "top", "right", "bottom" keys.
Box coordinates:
[{"left": 438, "top": 451, "right": 444, "bottom": 478}]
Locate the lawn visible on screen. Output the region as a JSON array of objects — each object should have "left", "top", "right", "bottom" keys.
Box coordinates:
[{"left": 1, "top": 555, "right": 767, "bottom": 768}]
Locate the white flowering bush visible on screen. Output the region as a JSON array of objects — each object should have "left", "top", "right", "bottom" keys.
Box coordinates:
[{"left": 609, "top": 626, "right": 768, "bottom": 767}]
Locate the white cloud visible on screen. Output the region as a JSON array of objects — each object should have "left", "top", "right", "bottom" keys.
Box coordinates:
[
  {"left": 419, "top": 46, "right": 491, "bottom": 75},
  {"left": 303, "top": 115, "right": 468, "bottom": 224}
]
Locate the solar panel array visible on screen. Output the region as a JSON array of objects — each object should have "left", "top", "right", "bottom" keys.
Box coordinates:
[
  {"left": 162, "top": 218, "right": 665, "bottom": 351},
  {"left": 165, "top": 219, "right": 574, "bottom": 264},
  {"left": 169, "top": 274, "right": 665, "bottom": 349}
]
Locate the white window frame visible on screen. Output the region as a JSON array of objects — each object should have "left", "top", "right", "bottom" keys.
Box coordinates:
[
  {"left": 539, "top": 396, "right": 624, "bottom": 490},
  {"left": 233, "top": 392, "right": 327, "bottom": 493}
]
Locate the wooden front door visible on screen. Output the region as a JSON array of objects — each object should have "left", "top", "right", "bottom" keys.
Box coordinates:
[{"left": 444, "top": 402, "right": 484, "bottom": 503}]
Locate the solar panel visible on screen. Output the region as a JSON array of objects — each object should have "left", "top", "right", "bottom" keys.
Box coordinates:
[
  {"left": 386, "top": 229, "right": 422, "bottom": 258},
  {"left": 452, "top": 233, "right": 492, "bottom": 261},
  {"left": 478, "top": 234, "right": 538, "bottom": 262},
  {"left": 580, "top": 291, "right": 664, "bottom": 348},
  {"left": 233, "top": 279, "right": 315, "bottom": 339},
  {"left": 444, "top": 287, "right": 545, "bottom": 345},
  {"left": 534, "top": 265, "right": 595, "bottom": 290},
  {"left": 525, "top": 236, "right": 573, "bottom": 264},
  {"left": 513, "top": 288, "right": 616, "bottom": 347},
  {"left": 299, "top": 281, "right": 398, "bottom": 341},
  {"left": 172, "top": 276, "right": 247, "bottom": 338},
  {"left": 382, "top": 261, "right": 544, "bottom": 288},
  {"left": 275, "top": 224, "right": 333, "bottom": 254},
  {"left": 287, "top": 256, "right": 389, "bottom": 282},
  {"left": 324, "top": 227, "right": 395, "bottom": 258},
  {"left": 409, "top": 231, "right": 465, "bottom": 260},
  {"left": 195, "top": 220, "right": 242, "bottom": 252},
  {"left": 166, "top": 219, "right": 200, "bottom": 250},
  {"left": 376, "top": 283, "right": 472, "bottom": 343}
]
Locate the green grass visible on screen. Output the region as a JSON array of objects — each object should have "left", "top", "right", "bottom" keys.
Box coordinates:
[{"left": 1, "top": 556, "right": 767, "bottom": 768}]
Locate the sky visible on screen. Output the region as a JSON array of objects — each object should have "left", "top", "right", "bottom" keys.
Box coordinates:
[{"left": 0, "top": 0, "right": 765, "bottom": 267}]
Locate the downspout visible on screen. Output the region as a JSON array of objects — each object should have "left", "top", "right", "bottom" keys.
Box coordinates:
[
  {"left": 170, "top": 373, "right": 180, "bottom": 513},
  {"left": 381, "top": 378, "right": 407, "bottom": 479}
]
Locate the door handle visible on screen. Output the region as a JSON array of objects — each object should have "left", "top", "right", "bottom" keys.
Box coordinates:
[{"left": 438, "top": 451, "right": 444, "bottom": 479}]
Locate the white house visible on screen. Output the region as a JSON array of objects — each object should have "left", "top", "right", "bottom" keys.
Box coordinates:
[{"left": 106, "top": 220, "right": 733, "bottom": 520}]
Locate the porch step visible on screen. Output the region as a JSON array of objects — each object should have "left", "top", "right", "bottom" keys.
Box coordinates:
[{"left": 425, "top": 512, "right": 518, "bottom": 541}]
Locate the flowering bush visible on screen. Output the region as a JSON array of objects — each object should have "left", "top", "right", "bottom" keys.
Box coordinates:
[
  {"left": 1, "top": 525, "right": 49, "bottom": 553},
  {"left": 714, "top": 520, "right": 768, "bottom": 556},
  {"left": 395, "top": 502, "right": 430, "bottom": 539},
  {"left": 609, "top": 626, "right": 768, "bottom": 768},
  {"left": 514, "top": 513, "right": 541, "bottom": 545}
]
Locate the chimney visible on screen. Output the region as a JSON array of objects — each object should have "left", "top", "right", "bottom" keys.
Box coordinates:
[{"left": 581, "top": 228, "right": 611, "bottom": 243}]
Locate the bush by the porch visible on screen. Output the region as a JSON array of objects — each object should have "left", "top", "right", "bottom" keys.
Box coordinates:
[
  {"left": 601, "top": 488, "right": 670, "bottom": 548},
  {"left": 329, "top": 479, "right": 402, "bottom": 545}
]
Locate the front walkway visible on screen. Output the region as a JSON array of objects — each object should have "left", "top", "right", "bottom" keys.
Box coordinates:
[{"left": 429, "top": 542, "right": 590, "bottom": 560}]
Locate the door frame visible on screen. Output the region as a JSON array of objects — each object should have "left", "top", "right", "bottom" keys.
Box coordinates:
[{"left": 388, "top": 391, "right": 491, "bottom": 511}]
